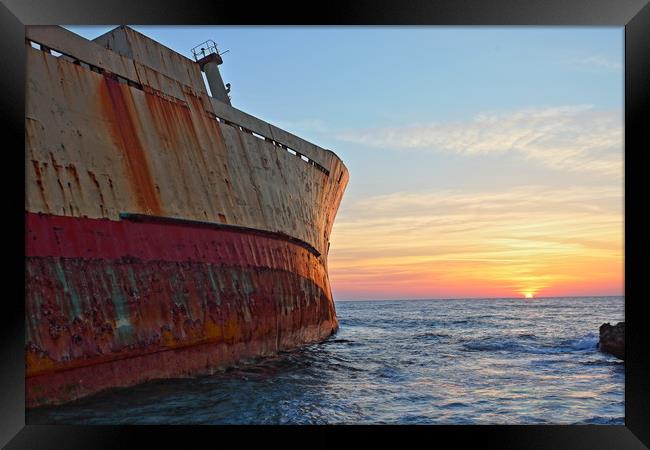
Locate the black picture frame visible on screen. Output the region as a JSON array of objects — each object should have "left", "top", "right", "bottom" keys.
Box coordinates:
[{"left": 2, "top": 0, "right": 648, "bottom": 448}]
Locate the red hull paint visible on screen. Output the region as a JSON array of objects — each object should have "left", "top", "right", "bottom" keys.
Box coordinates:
[{"left": 25, "top": 212, "right": 338, "bottom": 408}]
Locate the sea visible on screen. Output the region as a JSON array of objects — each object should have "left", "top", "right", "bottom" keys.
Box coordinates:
[{"left": 27, "top": 296, "right": 625, "bottom": 425}]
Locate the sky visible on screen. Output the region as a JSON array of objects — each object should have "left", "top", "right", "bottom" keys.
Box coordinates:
[{"left": 66, "top": 26, "right": 624, "bottom": 301}]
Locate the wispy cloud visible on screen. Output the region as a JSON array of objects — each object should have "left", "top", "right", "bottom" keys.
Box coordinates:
[
  {"left": 329, "top": 185, "right": 623, "bottom": 300},
  {"left": 573, "top": 55, "right": 622, "bottom": 71},
  {"left": 337, "top": 105, "right": 623, "bottom": 177}
]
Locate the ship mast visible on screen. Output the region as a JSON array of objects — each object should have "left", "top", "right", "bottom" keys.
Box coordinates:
[{"left": 192, "top": 40, "right": 231, "bottom": 105}]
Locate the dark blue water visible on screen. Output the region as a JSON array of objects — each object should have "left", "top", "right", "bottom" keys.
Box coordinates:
[{"left": 27, "top": 296, "right": 624, "bottom": 424}]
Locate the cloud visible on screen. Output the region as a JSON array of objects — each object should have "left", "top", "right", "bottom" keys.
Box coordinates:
[
  {"left": 337, "top": 105, "right": 623, "bottom": 177},
  {"left": 573, "top": 56, "right": 622, "bottom": 71},
  {"left": 329, "top": 184, "right": 623, "bottom": 299}
]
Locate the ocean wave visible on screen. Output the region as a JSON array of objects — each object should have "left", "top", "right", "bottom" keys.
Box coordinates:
[
  {"left": 557, "top": 333, "right": 599, "bottom": 351},
  {"left": 517, "top": 333, "right": 537, "bottom": 339},
  {"left": 419, "top": 332, "right": 451, "bottom": 339},
  {"left": 580, "top": 359, "right": 624, "bottom": 367},
  {"left": 462, "top": 333, "right": 599, "bottom": 354},
  {"left": 462, "top": 339, "right": 536, "bottom": 353},
  {"left": 321, "top": 339, "right": 355, "bottom": 345},
  {"left": 575, "top": 416, "right": 624, "bottom": 425},
  {"left": 440, "top": 402, "right": 469, "bottom": 409}
]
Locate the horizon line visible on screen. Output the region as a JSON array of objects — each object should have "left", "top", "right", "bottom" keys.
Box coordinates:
[{"left": 334, "top": 294, "right": 624, "bottom": 302}]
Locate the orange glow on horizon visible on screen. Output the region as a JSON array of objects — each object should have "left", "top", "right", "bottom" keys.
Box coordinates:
[{"left": 328, "top": 186, "right": 624, "bottom": 301}]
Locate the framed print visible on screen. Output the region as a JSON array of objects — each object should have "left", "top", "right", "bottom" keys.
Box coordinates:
[{"left": 1, "top": 0, "right": 648, "bottom": 448}]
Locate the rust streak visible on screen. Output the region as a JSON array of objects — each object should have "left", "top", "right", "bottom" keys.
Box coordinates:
[
  {"left": 99, "top": 75, "right": 162, "bottom": 215},
  {"left": 31, "top": 160, "right": 51, "bottom": 213},
  {"left": 66, "top": 164, "right": 81, "bottom": 187},
  {"left": 87, "top": 170, "right": 106, "bottom": 215}
]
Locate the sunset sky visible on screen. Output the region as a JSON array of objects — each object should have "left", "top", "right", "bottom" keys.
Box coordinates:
[{"left": 68, "top": 26, "right": 624, "bottom": 300}]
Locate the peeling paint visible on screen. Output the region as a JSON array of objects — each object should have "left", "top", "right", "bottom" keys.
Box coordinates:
[{"left": 25, "top": 212, "right": 338, "bottom": 407}]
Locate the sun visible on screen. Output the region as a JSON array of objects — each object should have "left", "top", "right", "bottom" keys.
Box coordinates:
[{"left": 524, "top": 293, "right": 534, "bottom": 299}]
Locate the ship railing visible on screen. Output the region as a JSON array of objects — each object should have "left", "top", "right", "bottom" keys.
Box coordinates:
[
  {"left": 206, "top": 112, "right": 331, "bottom": 176},
  {"left": 191, "top": 40, "right": 219, "bottom": 61},
  {"left": 27, "top": 38, "right": 144, "bottom": 90}
]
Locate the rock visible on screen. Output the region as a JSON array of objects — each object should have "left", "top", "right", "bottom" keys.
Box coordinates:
[{"left": 598, "top": 322, "right": 624, "bottom": 360}]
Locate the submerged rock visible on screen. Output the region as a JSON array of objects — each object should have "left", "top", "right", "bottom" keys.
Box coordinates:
[{"left": 598, "top": 322, "right": 625, "bottom": 360}]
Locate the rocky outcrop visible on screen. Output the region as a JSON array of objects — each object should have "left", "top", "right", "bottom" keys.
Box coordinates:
[{"left": 599, "top": 322, "right": 625, "bottom": 360}]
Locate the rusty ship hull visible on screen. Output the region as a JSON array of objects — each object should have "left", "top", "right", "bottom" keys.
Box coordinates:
[{"left": 25, "top": 26, "right": 348, "bottom": 408}]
